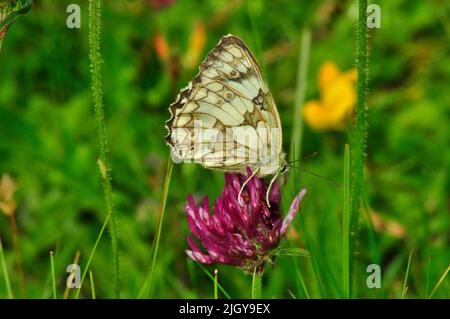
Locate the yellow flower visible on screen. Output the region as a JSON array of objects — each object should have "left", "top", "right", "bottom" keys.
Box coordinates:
[{"left": 303, "top": 61, "right": 357, "bottom": 130}]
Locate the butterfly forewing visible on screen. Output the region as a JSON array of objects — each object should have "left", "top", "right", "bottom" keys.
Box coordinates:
[{"left": 166, "top": 34, "right": 284, "bottom": 176}]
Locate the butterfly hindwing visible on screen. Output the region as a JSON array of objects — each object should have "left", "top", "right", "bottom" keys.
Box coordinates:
[{"left": 166, "top": 35, "right": 284, "bottom": 175}]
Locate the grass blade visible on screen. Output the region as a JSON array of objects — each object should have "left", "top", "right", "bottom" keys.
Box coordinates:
[
  {"left": 75, "top": 213, "right": 111, "bottom": 298},
  {"left": 290, "top": 28, "right": 311, "bottom": 161},
  {"left": 0, "top": 237, "right": 13, "bottom": 298},
  {"left": 342, "top": 144, "right": 351, "bottom": 298},
  {"left": 90, "top": 270, "right": 96, "bottom": 299},
  {"left": 142, "top": 156, "right": 173, "bottom": 297},
  {"left": 213, "top": 269, "right": 218, "bottom": 299},
  {"left": 428, "top": 265, "right": 450, "bottom": 298},
  {"left": 401, "top": 250, "right": 413, "bottom": 298},
  {"left": 296, "top": 268, "right": 311, "bottom": 299},
  {"left": 50, "top": 251, "right": 56, "bottom": 299},
  {"left": 251, "top": 267, "right": 262, "bottom": 299}
]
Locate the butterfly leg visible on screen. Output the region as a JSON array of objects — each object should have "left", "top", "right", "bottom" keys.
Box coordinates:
[{"left": 238, "top": 167, "right": 260, "bottom": 206}]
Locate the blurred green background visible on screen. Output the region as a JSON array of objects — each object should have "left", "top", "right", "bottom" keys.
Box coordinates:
[{"left": 0, "top": 0, "right": 449, "bottom": 298}]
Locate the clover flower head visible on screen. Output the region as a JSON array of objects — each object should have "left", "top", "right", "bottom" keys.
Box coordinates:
[{"left": 185, "top": 168, "right": 306, "bottom": 274}]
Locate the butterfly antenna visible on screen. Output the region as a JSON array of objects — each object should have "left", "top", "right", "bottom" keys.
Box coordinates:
[
  {"left": 238, "top": 168, "right": 260, "bottom": 206},
  {"left": 290, "top": 165, "right": 341, "bottom": 189},
  {"left": 287, "top": 152, "right": 319, "bottom": 164}
]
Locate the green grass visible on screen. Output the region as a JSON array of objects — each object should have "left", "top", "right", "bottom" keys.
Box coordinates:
[
  {"left": 0, "top": 237, "right": 13, "bottom": 299},
  {"left": 89, "top": 270, "right": 96, "bottom": 299},
  {"left": 428, "top": 265, "right": 450, "bottom": 299},
  {"left": 401, "top": 250, "right": 413, "bottom": 298},
  {"left": 342, "top": 144, "right": 351, "bottom": 298},
  {"left": 251, "top": 268, "right": 262, "bottom": 299},
  {"left": 75, "top": 210, "right": 111, "bottom": 299},
  {"left": 139, "top": 156, "right": 173, "bottom": 298},
  {"left": 49, "top": 251, "right": 56, "bottom": 299},
  {"left": 88, "top": 0, "right": 120, "bottom": 298}
]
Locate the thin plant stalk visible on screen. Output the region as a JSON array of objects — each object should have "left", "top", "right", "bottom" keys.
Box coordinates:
[
  {"left": 146, "top": 156, "right": 173, "bottom": 297},
  {"left": 88, "top": 0, "right": 120, "bottom": 298},
  {"left": 195, "top": 263, "right": 231, "bottom": 299},
  {"left": 90, "top": 270, "right": 96, "bottom": 299},
  {"left": 213, "top": 269, "right": 218, "bottom": 299},
  {"left": 296, "top": 268, "right": 311, "bottom": 299},
  {"left": 348, "top": 0, "right": 369, "bottom": 296},
  {"left": 50, "top": 251, "right": 56, "bottom": 299},
  {"left": 290, "top": 28, "right": 311, "bottom": 162},
  {"left": 0, "top": 237, "right": 13, "bottom": 298},
  {"left": 401, "top": 250, "right": 413, "bottom": 298},
  {"left": 75, "top": 212, "right": 111, "bottom": 299},
  {"left": 342, "top": 144, "right": 351, "bottom": 298},
  {"left": 428, "top": 265, "right": 450, "bottom": 298},
  {"left": 251, "top": 268, "right": 262, "bottom": 299}
]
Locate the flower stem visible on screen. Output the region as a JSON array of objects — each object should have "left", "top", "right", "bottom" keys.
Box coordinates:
[
  {"left": 88, "top": 0, "right": 120, "bottom": 298},
  {"left": 349, "top": 0, "right": 369, "bottom": 297},
  {"left": 251, "top": 268, "right": 262, "bottom": 299},
  {"left": 342, "top": 144, "right": 351, "bottom": 298}
]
